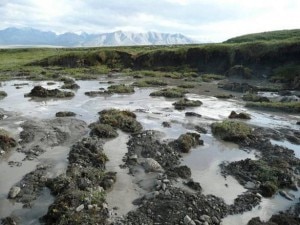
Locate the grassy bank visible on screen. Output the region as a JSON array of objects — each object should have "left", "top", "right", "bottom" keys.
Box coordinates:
[
  {"left": 245, "top": 101, "right": 300, "bottom": 113},
  {"left": 0, "top": 31, "right": 299, "bottom": 89}
]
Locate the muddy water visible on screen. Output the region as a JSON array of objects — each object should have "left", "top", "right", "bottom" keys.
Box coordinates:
[
  {"left": 103, "top": 131, "right": 143, "bottom": 217},
  {"left": 0, "top": 79, "right": 299, "bottom": 224},
  {"left": 223, "top": 190, "right": 300, "bottom": 225},
  {"left": 183, "top": 135, "right": 257, "bottom": 205}
]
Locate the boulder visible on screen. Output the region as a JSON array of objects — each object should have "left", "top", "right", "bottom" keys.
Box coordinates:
[
  {"left": 8, "top": 186, "right": 21, "bottom": 199},
  {"left": 142, "top": 158, "right": 164, "bottom": 172},
  {"left": 228, "top": 111, "right": 251, "bottom": 119}
]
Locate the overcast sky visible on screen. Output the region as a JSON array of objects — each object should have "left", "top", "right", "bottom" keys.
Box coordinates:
[{"left": 1, "top": 0, "right": 299, "bottom": 42}]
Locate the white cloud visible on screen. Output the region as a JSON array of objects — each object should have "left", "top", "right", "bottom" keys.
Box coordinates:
[{"left": 0, "top": 0, "right": 299, "bottom": 42}]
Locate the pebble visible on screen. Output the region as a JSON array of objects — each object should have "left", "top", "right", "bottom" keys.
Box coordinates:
[
  {"left": 245, "top": 181, "right": 256, "bottom": 189},
  {"left": 184, "top": 215, "right": 196, "bottom": 225},
  {"left": 279, "top": 190, "right": 294, "bottom": 201},
  {"left": 129, "top": 154, "right": 138, "bottom": 160},
  {"left": 76, "top": 204, "right": 84, "bottom": 212},
  {"left": 8, "top": 186, "right": 21, "bottom": 199},
  {"left": 143, "top": 158, "right": 163, "bottom": 172},
  {"left": 199, "top": 215, "right": 211, "bottom": 223},
  {"left": 145, "top": 191, "right": 159, "bottom": 200}
]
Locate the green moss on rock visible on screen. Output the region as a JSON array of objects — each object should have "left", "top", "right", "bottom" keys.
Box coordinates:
[
  {"left": 25, "top": 86, "right": 74, "bottom": 98},
  {"left": 150, "top": 87, "right": 188, "bottom": 98},
  {"left": 99, "top": 109, "right": 142, "bottom": 133},
  {"left": 132, "top": 79, "right": 168, "bottom": 87},
  {"left": 0, "top": 91, "right": 7, "bottom": 98},
  {"left": 0, "top": 129, "right": 17, "bottom": 151},
  {"left": 211, "top": 120, "right": 252, "bottom": 142},
  {"left": 55, "top": 111, "right": 76, "bottom": 117},
  {"left": 107, "top": 84, "right": 134, "bottom": 94},
  {"left": 173, "top": 98, "right": 202, "bottom": 110},
  {"left": 89, "top": 123, "right": 118, "bottom": 138},
  {"left": 171, "top": 132, "right": 203, "bottom": 153}
]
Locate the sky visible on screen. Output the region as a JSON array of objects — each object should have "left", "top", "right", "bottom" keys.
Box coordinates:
[{"left": 0, "top": 0, "right": 299, "bottom": 42}]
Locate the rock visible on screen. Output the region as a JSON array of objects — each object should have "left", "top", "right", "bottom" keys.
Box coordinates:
[
  {"left": 184, "top": 215, "right": 196, "bottom": 225},
  {"left": 144, "top": 191, "right": 159, "bottom": 200},
  {"left": 89, "top": 123, "right": 118, "bottom": 138},
  {"left": 199, "top": 215, "right": 211, "bottom": 223},
  {"left": 279, "top": 190, "right": 294, "bottom": 201},
  {"left": 260, "top": 182, "right": 278, "bottom": 197},
  {"left": 142, "top": 158, "right": 164, "bottom": 172},
  {"left": 184, "top": 180, "right": 202, "bottom": 191},
  {"left": 170, "top": 132, "right": 203, "bottom": 153},
  {"left": 1, "top": 217, "right": 18, "bottom": 225},
  {"left": 220, "top": 82, "right": 257, "bottom": 93},
  {"left": 84, "top": 91, "right": 107, "bottom": 97},
  {"left": 172, "top": 166, "right": 191, "bottom": 179},
  {"left": 173, "top": 98, "right": 202, "bottom": 110},
  {"left": 162, "top": 121, "right": 171, "bottom": 128},
  {"left": 194, "top": 125, "right": 207, "bottom": 134},
  {"left": 0, "top": 129, "right": 17, "bottom": 151},
  {"left": 76, "top": 204, "right": 85, "bottom": 212},
  {"left": 245, "top": 181, "right": 256, "bottom": 189},
  {"left": 55, "top": 111, "right": 76, "bottom": 117},
  {"left": 61, "top": 83, "right": 80, "bottom": 90},
  {"left": 228, "top": 111, "right": 251, "bottom": 119},
  {"left": 185, "top": 112, "right": 202, "bottom": 118},
  {"left": 280, "top": 95, "right": 300, "bottom": 102},
  {"left": 286, "top": 134, "right": 300, "bottom": 145},
  {"left": 8, "top": 186, "right": 21, "bottom": 199},
  {"left": 128, "top": 154, "right": 138, "bottom": 161},
  {"left": 0, "top": 91, "right": 7, "bottom": 98},
  {"left": 25, "top": 86, "right": 74, "bottom": 98},
  {"left": 297, "top": 121, "right": 300, "bottom": 125},
  {"left": 211, "top": 216, "right": 219, "bottom": 224}
]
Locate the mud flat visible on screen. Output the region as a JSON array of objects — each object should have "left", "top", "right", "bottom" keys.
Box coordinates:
[{"left": 0, "top": 78, "right": 299, "bottom": 225}]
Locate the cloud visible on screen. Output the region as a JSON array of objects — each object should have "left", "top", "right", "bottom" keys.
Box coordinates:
[{"left": 0, "top": 0, "right": 299, "bottom": 42}]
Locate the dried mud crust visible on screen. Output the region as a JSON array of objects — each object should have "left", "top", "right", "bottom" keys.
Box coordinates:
[
  {"left": 18, "top": 118, "right": 87, "bottom": 160},
  {"left": 5, "top": 118, "right": 88, "bottom": 207}
]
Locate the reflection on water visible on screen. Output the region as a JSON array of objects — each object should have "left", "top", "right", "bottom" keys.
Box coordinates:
[
  {"left": 271, "top": 139, "right": 300, "bottom": 158},
  {"left": 223, "top": 190, "right": 300, "bottom": 225},
  {"left": 183, "top": 134, "right": 256, "bottom": 205},
  {"left": 0, "top": 79, "right": 299, "bottom": 224},
  {"left": 103, "top": 131, "right": 142, "bottom": 217}
]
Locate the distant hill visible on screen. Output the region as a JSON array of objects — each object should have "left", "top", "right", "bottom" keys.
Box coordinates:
[
  {"left": 224, "top": 29, "right": 300, "bottom": 43},
  {"left": 0, "top": 27, "right": 197, "bottom": 47}
]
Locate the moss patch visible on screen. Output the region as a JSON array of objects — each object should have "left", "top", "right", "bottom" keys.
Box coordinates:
[
  {"left": 245, "top": 101, "right": 300, "bottom": 113},
  {"left": 211, "top": 120, "right": 252, "bottom": 142},
  {"left": 89, "top": 123, "right": 118, "bottom": 138},
  {"left": 132, "top": 79, "right": 168, "bottom": 87},
  {"left": 107, "top": 84, "right": 134, "bottom": 94},
  {"left": 55, "top": 111, "right": 76, "bottom": 117},
  {"left": 0, "top": 129, "right": 17, "bottom": 151},
  {"left": 150, "top": 87, "right": 188, "bottom": 98},
  {"left": 242, "top": 93, "right": 270, "bottom": 102},
  {"left": 170, "top": 132, "right": 203, "bottom": 153},
  {"left": 25, "top": 86, "right": 74, "bottom": 98},
  {"left": 99, "top": 109, "right": 142, "bottom": 133},
  {"left": 173, "top": 98, "right": 202, "bottom": 110},
  {"left": 0, "top": 91, "right": 7, "bottom": 98}
]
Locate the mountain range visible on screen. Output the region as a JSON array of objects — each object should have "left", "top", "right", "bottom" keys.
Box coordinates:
[{"left": 0, "top": 27, "right": 196, "bottom": 47}]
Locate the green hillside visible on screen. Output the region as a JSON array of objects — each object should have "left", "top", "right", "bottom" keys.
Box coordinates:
[{"left": 224, "top": 29, "right": 300, "bottom": 43}]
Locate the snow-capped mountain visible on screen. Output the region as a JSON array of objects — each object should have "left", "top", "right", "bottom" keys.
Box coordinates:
[{"left": 0, "top": 27, "right": 197, "bottom": 47}]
